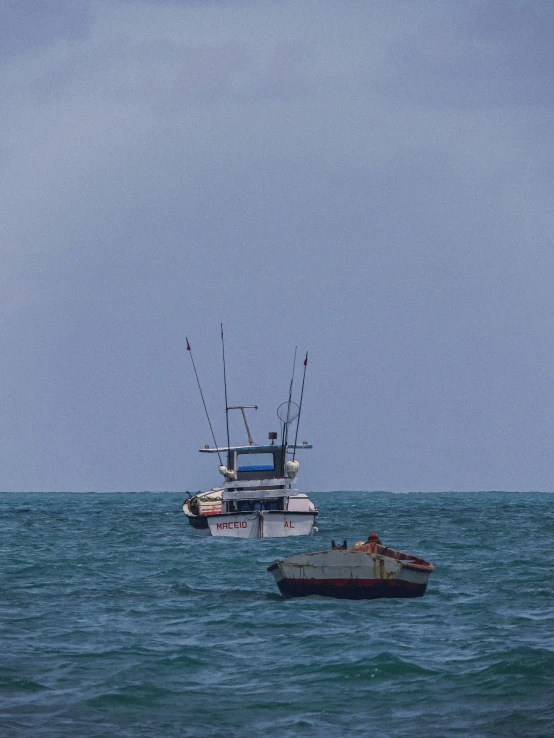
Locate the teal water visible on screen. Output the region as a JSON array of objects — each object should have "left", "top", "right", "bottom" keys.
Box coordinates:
[{"left": 1, "top": 491, "right": 553, "bottom": 737}]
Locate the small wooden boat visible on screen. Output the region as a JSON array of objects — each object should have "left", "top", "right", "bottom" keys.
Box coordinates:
[{"left": 267, "top": 533, "right": 435, "bottom": 599}]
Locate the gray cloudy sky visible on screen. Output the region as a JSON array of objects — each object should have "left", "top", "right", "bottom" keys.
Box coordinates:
[{"left": 2, "top": 0, "right": 554, "bottom": 492}]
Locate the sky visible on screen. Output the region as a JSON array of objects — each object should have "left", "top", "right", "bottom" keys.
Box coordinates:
[{"left": 2, "top": 0, "right": 554, "bottom": 492}]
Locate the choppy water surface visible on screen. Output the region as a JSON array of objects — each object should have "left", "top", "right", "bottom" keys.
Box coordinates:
[{"left": 1, "top": 491, "right": 553, "bottom": 737}]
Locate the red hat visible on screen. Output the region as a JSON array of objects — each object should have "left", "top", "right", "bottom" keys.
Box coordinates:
[{"left": 368, "top": 532, "right": 380, "bottom": 541}]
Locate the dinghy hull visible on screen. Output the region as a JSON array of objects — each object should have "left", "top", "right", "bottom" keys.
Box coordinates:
[{"left": 268, "top": 540, "right": 434, "bottom": 599}]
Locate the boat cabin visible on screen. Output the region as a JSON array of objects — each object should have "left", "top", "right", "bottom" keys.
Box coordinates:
[
  {"left": 199, "top": 444, "right": 284, "bottom": 480},
  {"left": 199, "top": 442, "right": 312, "bottom": 482},
  {"left": 232, "top": 445, "right": 284, "bottom": 481}
]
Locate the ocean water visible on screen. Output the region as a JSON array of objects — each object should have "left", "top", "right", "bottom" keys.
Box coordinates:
[{"left": 1, "top": 491, "right": 553, "bottom": 738}]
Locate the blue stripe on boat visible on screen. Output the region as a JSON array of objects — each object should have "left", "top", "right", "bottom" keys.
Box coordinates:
[{"left": 238, "top": 465, "right": 274, "bottom": 471}]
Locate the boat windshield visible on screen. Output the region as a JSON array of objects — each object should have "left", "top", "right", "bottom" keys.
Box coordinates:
[{"left": 237, "top": 452, "right": 275, "bottom": 472}]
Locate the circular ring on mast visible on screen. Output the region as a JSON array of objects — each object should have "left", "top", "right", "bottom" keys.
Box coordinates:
[{"left": 277, "top": 401, "right": 300, "bottom": 424}]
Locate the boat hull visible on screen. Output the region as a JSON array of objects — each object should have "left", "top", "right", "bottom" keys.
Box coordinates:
[
  {"left": 272, "top": 576, "right": 428, "bottom": 599},
  {"left": 184, "top": 509, "right": 317, "bottom": 538},
  {"left": 268, "top": 549, "right": 433, "bottom": 599}
]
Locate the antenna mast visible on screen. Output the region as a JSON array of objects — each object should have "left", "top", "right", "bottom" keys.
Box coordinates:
[
  {"left": 186, "top": 337, "right": 222, "bottom": 465},
  {"left": 228, "top": 406, "right": 258, "bottom": 445},
  {"left": 282, "top": 346, "right": 297, "bottom": 454},
  {"left": 221, "top": 324, "right": 231, "bottom": 463},
  {"left": 292, "top": 351, "right": 308, "bottom": 461}
]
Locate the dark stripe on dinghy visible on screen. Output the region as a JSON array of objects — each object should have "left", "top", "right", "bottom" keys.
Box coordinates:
[{"left": 276, "top": 578, "right": 428, "bottom": 599}]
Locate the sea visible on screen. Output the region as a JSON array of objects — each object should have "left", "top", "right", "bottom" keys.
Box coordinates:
[{"left": 1, "top": 491, "right": 553, "bottom": 738}]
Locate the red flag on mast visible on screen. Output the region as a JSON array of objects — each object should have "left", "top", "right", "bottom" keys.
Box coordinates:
[
  {"left": 304, "top": 352, "right": 308, "bottom": 366},
  {"left": 186, "top": 338, "right": 191, "bottom": 351}
]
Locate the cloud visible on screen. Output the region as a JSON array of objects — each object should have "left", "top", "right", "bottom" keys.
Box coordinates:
[
  {"left": 0, "top": 0, "right": 92, "bottom": 60},
  {"left": 382, "top": 0, "right": 554, "bottom": 108},
  {"left": 2, "top": 1, "right": 554, "bottom": 490}
]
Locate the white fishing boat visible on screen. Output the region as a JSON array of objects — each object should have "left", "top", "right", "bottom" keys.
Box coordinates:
[
  {"left": 182, "top": 332, "right": 318, "bottom": 538},
  {"left": 183, "top": 438, "right": 317, "bottom": 538}
]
